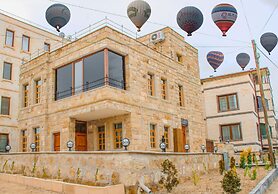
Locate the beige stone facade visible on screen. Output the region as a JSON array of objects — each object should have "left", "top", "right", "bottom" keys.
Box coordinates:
[
  {"left": 202, "top": 68, "right": 278, "bottom": 152},
  {"left": 18, "top": 26, "right": 206, "bottom": 152},
  {"left": 0, "top": 12, "right": 62, "bottom": 152}
]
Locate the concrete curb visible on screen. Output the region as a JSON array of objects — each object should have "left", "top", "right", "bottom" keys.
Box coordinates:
[{"left": 249, "top": 168, "right": 278, "bottom": 194}]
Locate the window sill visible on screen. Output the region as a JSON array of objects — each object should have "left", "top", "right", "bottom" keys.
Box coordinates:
[
  {"left": 0, "top": 114, "right": 11, "bottom": 119},
  {"left": 218, "top": 109, "right": 240, "bottom": 113},
  {"left": 20, "top": 50, "right": 31, "bottom": 55},
  {"left": 4, "top": 45, "right": 15, "bottom": 50},
  {"left": 1, "top": 79, "right": 13, "bottom": 83},
  {"left": 148, "top": 95, "right": 158, "bottom": 100}
]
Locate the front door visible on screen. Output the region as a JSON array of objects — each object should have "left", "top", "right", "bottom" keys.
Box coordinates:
[
  {"left": 206, "top": 139, "right": 214, "bottom": 153},
  {"left": 75, "top": 121, "right": 87, "bottom": 151},
  {"left": 173, "top": 127, "right": 187, "bottom": 152},
  {"left": 53, "top": 132, "right": 60, "bottom": 151}
]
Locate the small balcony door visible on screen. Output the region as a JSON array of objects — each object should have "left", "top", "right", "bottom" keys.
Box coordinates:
[
  {"left": 75, "top": 121, "right": 87, "bottom": 151},
  {"left": 53, "top": 132, "right": 60, "bottom": 151}
]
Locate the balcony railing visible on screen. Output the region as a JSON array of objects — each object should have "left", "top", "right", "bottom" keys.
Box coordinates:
[{"left": 55, "top": 77, "right": 125, "bottom": 100}]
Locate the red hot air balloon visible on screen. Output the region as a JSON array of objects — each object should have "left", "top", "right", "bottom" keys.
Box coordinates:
[
  {"left": 212, "top": 4, "right": 237, "bottom": 36},
  {"left": 207, "top": 51, "right": 224, "bottom": 72}
]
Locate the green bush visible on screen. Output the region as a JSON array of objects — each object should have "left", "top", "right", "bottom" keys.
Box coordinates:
[
  {"left": 219, "top": 159, "right": 225, "bottom": 175},
  {"left": 239, "top": 155, "right": 246, "bottom": 169},
  {"left": 221, "top": 168, "right": 241, "bottom": 194},
  {"left": 247, "top": 153, "right": 252, "bottom": 168},
  {"left": 159, "top": 159, "right": 179, "bottom": 192},
  {"left": 250, "top": 168, "right": 257, "bottom": 180},
  {"left": 230, "top": 157, "right": 236, "bottom": 169}
]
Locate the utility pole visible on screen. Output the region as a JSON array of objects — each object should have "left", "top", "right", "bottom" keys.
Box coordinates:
[{"left": 251, "top": 40, "right": 275, "bottom": 168}]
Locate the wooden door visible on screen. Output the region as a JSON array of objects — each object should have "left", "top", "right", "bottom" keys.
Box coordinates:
[
  {"left": 181, "top": 126, "right": 187, "bottom": 151},
  {"left": 53, "top": 133, "right": 60, "bottom": 151},
  {"left": 173, "top": 127, "right": 187, "bottom": 152},
  {"left": 75, "top": 133, "right": 87, "bottom": 151},
  {"left": 206, "top": 139, "right": 214, "bottom": 153},
  {"left": 173, "top": 128, "right": 178, "bottom": 152}
]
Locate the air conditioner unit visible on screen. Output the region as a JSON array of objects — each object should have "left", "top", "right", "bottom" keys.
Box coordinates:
[{"left": 150, "top": 31, "right": 165, "bottom": 44}]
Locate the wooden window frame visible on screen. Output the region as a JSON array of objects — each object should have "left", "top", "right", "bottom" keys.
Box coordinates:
[
  {"left": 114, "top": 123, "right": 123, "bottom": 149},
  {"left": 5, "top": 29, "right": 14, "bottom": 47},
  {"left": 34, "top": 127, "right": 40, "bottom": 152},
  {"left": 23, "top": 84, "right": 29, "bottom": 107},
  {"left": 3, "top": 62, "right": 12, "bottom": 80},
  {"left": 161, "top": 78, "right": 167, "bottom": 100},
  {"left": 178, "top": 85, "right": 184, "bottom": 107},
  {"left": 1, "top": 96, "right": 11, "bottom": 115},
  {"left": 150, "top": 124, "right": 156, "bottom": 148},
  {"left": 22, "top": 35, "right": 30, "bottom": 52},
  {"left": 44, "top": 42, "right": 50, "bottom": 52},
  {"left": 22, "top": 130, "right": 27, "bottom": 152},
  {"left": 147, "top": 73, "right": 155, "bottom": 96},
  {"left": 176, "top": 53, "right": 183, "bottom": 63},
  {"left": 220, "top": 123, "right": 242, "bottom": 142},
  {"left": 35, "top": 79, "right": 42, "bottom": 104},
  {"left": 164, "top": 126, "right": 169, "bottom": 148},
  {"left": 98, "top": 126, "right": 105, "bottom": 151},
  {"left": 0, "top": 133, "right": 9, "bottom": 152},
  {"left": 217, "top": 93, "right": 239, "bottom": 112}
]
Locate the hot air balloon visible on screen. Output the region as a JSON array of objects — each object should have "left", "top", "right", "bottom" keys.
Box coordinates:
[
  {"left": 212, "top": 4, "right": 237, "bottom": 36},
  {"left": 236, "top": 53, "right": 250, "bottom": 70},
  {"left": 260, "top": 32, "right": 278, "bottom": 55},
  {"left": 127, "top": 0, "right": 151, "bottom": 32},
  {"left": 46, "top": 4, "right": 71, "bottom": 32},
  {"left": 207, "top": 51, "right": 224, "bottom": 72},
  {"left": 177, "top": 6, "right": 203, "bottom": 36}
]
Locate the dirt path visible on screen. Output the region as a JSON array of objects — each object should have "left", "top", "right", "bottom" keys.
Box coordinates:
[
  {"left": 266, "top": 177, "right": 278, "bottom": 194},
  {"left": 0, "top": 180, "right": 61, "bottom": 194}
]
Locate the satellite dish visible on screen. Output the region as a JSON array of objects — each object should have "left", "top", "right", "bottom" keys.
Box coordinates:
[
  {"left": 127, "top": 0, "right": 151, "bottom": 32},
  {"left": 260, "top": 32, "right": 278, "bottom": 55},
  {"left": 59, "top": 32, "right": 65, "bottom": 38},
  {"left": 236, "top": 53, "right": 250, "bottom": 70},
  {"left": 46, "top": 4, "right": 71, "bottom": 32}
]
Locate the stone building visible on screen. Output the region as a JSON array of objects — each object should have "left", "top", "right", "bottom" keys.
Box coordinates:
[
  {"left": 18, "top": 26, "right": 206, "bottom": 152},
  {"left": 202, "top": 68, "right": 278, "bottom": 152},
  {"left": 0, "top": 11, "right": 62, "bottom": 152}
]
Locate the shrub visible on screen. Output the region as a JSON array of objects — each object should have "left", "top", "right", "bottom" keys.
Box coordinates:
[
  {"left": 221, "top": 167, "right": 241, "bottom": 194},
  {"left": 159, "top": 159, "right": 179, "bottom": 192},
  {"left": 247, "top": 153, "right": 252, "bottom": 168},
  {"left": 239, "top": 154, "right": 246, "bottom": 169},
  {"left": 230, "top": 157, "right": 236, "bottom": 169},
  {"left": 250, "top": 168, "right": 257, "bottom": 180},
  {"left": 265, "top": 161, "right": 271, "bottom": 171},
  {"left": 191, "top": 170, "right": 200, "bottom": 186},
  {"left": 219, "top": 159, "right": 225, "bottom": 175}
]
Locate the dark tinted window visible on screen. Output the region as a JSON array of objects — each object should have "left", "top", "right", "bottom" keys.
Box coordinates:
[
  {"left": 56, "top": 64, "right": 72, "bottom": 100},
  {"left": 108, "top": 51, "right": 124, "bottom": 89},
  {"left": 3, "top": 62, "right": 12, "bottom": 80},
  {"left": 1, "top": 97, "right": 10, "bottom": 115},
  {"left": 84, "top": 51, "right": 104, "bottom": 91},
  {"left": 0, "top": 134, "right": 9, "bottom": 152}
]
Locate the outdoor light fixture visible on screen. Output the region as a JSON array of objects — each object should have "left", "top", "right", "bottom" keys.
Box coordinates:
[
  {"left": 160, "top": 142, "right": 166, "bottom": 152},
  {"left": 214, "top": 146, "right": 218, "bottom": 153},
  {"left": 234, "top": 147, "right": 238, "bottom": 153},
  {"left": 67, "top": 140, "right": 74, "bottom": 151},
  {"left": 201, "top": 144, "right": 206, "bottom": 153},
  {"left": 219, "top": 136, "right": 222, "bottom": 143},
  {"left": 122, "top": 138, "right": 130, "bottom": 151},
  {"left": 184, "top": 144, "right": 190, "bottom": 153},
  {"left": 225, "top": 138, "right": 230, "bottom": 144},
  {"left": 5, "top": 145, "right": 11, "bottom": 153},
  {"left": 30, "top": 143, "right": 36, "bottom": 152}
]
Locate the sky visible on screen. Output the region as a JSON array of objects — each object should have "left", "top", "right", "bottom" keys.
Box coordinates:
[{"left": 1, "top": 0, "right": 278, "bottom": 113}]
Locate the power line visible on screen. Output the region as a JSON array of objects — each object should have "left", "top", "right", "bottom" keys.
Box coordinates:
[
  {"left": 240, "top": 0, "right": 253, "bottom": 38},
  {"left": 257, "top": 46, "right": 278, "bottom": 70},
  {"left": 259, "top": 2, "right": 278, "bottom": 36}
]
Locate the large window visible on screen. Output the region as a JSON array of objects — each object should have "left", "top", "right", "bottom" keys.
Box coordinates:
[
  {"left": 257, "top": 96, "right": 269, "bottom": 111},
  {"left": 35, "top": 79, "right": 42, "bottom": 104},
  {"left": 260, "top": 123, "right": 273, "bottom": 139},
  {"left": 22, "top": 35, "right": 30, "bottom": 52},
  {"left": 114, "top": 123, "right": 122, "bottom": 149},
  {"left": 3, "top": 62, "right": 12, "bottom": 80},
  {"left": 1, "top": 96, "right": 10, "bottom": 115},
  {"left": 218, "top": 94, "right": 238, "bottom": 112},
  {"left": 5, "top": 29, "right": 14, "bottom": 47},
  {"left": 55, "top": 49, "right": 125, "bottom": 100},
  {"left": 34, "top": 127, "right": 40, "bottom": 152},
  {"left": 22, "top": 130, "right": 27, "bottom": 152},
  {"left": 98, "top": 126, "right": 105, "bottom": 150},
  {"left": 150, "top": 124, "right": 156, "bottom": 148},
  {"left": 221, "top": 124, "right": 242, "bottom": 141},
  {"left": 0, "top": 134, "right": 9, "bottom": 152}
]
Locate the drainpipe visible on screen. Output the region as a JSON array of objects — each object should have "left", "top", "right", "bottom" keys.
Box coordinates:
[{"left": 137, "top": 177, "right": 152, "bottom": 194}]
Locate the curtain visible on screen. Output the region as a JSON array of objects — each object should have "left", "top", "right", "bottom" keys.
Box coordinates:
[
  {"left": 219, "top": 97, "right": 228, "bottom": 111},
  {"left": 231, "top": 125, "right": 241, "bottom": 140}
]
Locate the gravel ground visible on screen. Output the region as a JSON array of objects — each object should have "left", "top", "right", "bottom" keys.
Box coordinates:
[{"left": 266, "top": 177, "right": 278, "bottom": 194}]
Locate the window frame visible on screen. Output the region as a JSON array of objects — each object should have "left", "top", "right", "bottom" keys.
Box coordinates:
[
  {"left": 178, "top": 85, "right": 184, "bottom": 107},
  {"left": 23, "top": 84, "right": 29, "bottom": 107},
  {"left": 147, "top": 73, "right": 155, "bottom": 96},
  {"left": 217, "top": 93, "right": 239, "bottom": 112},
  {"left": 0, "top": 133, "right": 9, "bottom": 152},
  {"left": 1, "top": 96, "right": 11, "bottom": 115},
  {"left": 44, "top": 42, "right": 50, "bottom": 52},
  {"left": 114, "top": 123, "right": 123, "bottom": 149},
  {"left": 161, "top": 78, "right": 167, "bottom": 100},
  {"left": 3, "top": 62, "right": 12, "bottom": 80},
  {"left": 22, "top": 130, "right": 27, "bottom": 152},
  {"left": 35, "top": 79, "right": 42, "bottom": 104},
  {"left": 34, "top": 127, "right": 40, "bottom": 152},
  {"left": 5, "top": 29, "right": 14, "bottom": 47},
  {"left": 150, "top": 123, "right": 156, "bottom": 148},
  {"left": 176, "top": 53, "right": 183, "bottom": 63},
  {"left": 98, "top": 126, "right": 105, "bottom": 151},
  {"left": 220, "top": 123, "right": 242, "bottom": 142},
  {"left": 22, "top": 35, "right": 30, "bottom": 52},
  {"left": 164, "top": 126, "right": 169, "bottom": 148}
]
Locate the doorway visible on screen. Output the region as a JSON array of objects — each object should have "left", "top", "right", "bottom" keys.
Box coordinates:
[
  {"left": 75, "top": 121, "right": 87, "bottom": 151},
  {"left": 173, "top": 126, "right": 187, "bottom": 152},
  {"left": 53, "top": 132, "right": 60, "bottom": 151}
]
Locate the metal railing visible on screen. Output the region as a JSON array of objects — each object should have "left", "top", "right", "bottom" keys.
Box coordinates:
[{"left": 55, "top": 77, "right": 125, "bottom": 100}]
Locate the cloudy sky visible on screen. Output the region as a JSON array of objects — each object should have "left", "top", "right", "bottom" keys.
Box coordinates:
[{"left": 1, "top": 0, "right": 278, "bottom": 113}]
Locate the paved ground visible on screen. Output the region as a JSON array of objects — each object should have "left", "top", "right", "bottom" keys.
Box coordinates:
[
  {"left": 0, "top": 180, "right": 60, "bottom": 194},
  {"left": 266, "top": 178, "right": 278, "bottom": 194}
]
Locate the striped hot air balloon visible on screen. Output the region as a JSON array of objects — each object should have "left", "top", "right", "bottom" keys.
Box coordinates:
[
  {"left": 212, "top": 4, "right": 237, "bottom": 36},
  {"left": 207, "top": 51, "right": 224, "bottom": 72}
]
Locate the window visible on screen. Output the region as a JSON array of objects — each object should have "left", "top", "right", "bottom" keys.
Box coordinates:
[
  {"left": 22, "top": 35, "right": 30, "bottom": 52},
  {"left": 0, "top": 134, "right": 9, "bottom": 152},
  {"left": 44, "top": 42, "right": 50, "bottom": 52},
  {"left": 164, "top": 126, "right": 169, "bottom": 148},
  {"left": 74, "top": 61, "right": 83, "bottom": 94},
  {"left": 23, "top": 84, "right": 29, "bottom": 107},
  {"left": 108, "top": 51, "right": 125, "bottom": 89},
  {"left": 34, "top": 128, "right": 40, "bottom": 152},
  {"left": 260, "top": 123, "right": 273, "bottom": 139},
  {"left": 56, "top": 64, "right": 73, "bottom": 100},
  {"left": 147, "top": 73, "right": 154, "bottom": 96},
  {"left": 150, "top": 124, "right": 156, "bottom": 148},
  {"left": 114, "top": 123, "right": 122, "bottom": 149},
  {"left": 161, "top": 78, "right": 167, "bottom": 100},
  {"left": 3, "top": 62, "right": 12, "bottom": 80},
  {"left": 257, "top": 96, "right": 269, "bottom": 111},
  {"left": 5, "top": 30, "right": 14, "bottom": 47},
  {"left": 221, "top": 124, "right": 242, "bottom": 141},
  {"left": 35, "top": 79, "right": 42, "bottom": 104},
  {"left": 1, "top": 96, "right": 10, "bottom": 115},
  {"left": 218, "top": 94, "right": 238, "bottom": 112},
  {"left": 176, "top": 53, "right": 183, "bottom": 63},
  {"left": 178, "top": 85, "right": 184, "bottom": 106},
  {"left": 98, "top": 126, "right": 105, "bottom": 150},
  {"left": 22, "top": 130, "right": 27, "bottom": 152}
]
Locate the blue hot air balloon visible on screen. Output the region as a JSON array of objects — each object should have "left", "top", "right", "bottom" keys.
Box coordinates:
[
  {"left": 177, "top": 6, "right": 204, "bottom": 36},
  {"left": 207, "top": 51, "right": 224, "bottom": 72}
]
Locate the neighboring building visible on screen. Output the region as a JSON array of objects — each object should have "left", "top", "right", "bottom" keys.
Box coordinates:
[
  {"left": 18, "top": 26, "right": 206, "bottom": 152},
  {"left": 0, "top": 12, "right": 62, "bottom": 152},
  {"left": 202, "top": 68, "right": 278, "bottom": 152}
]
